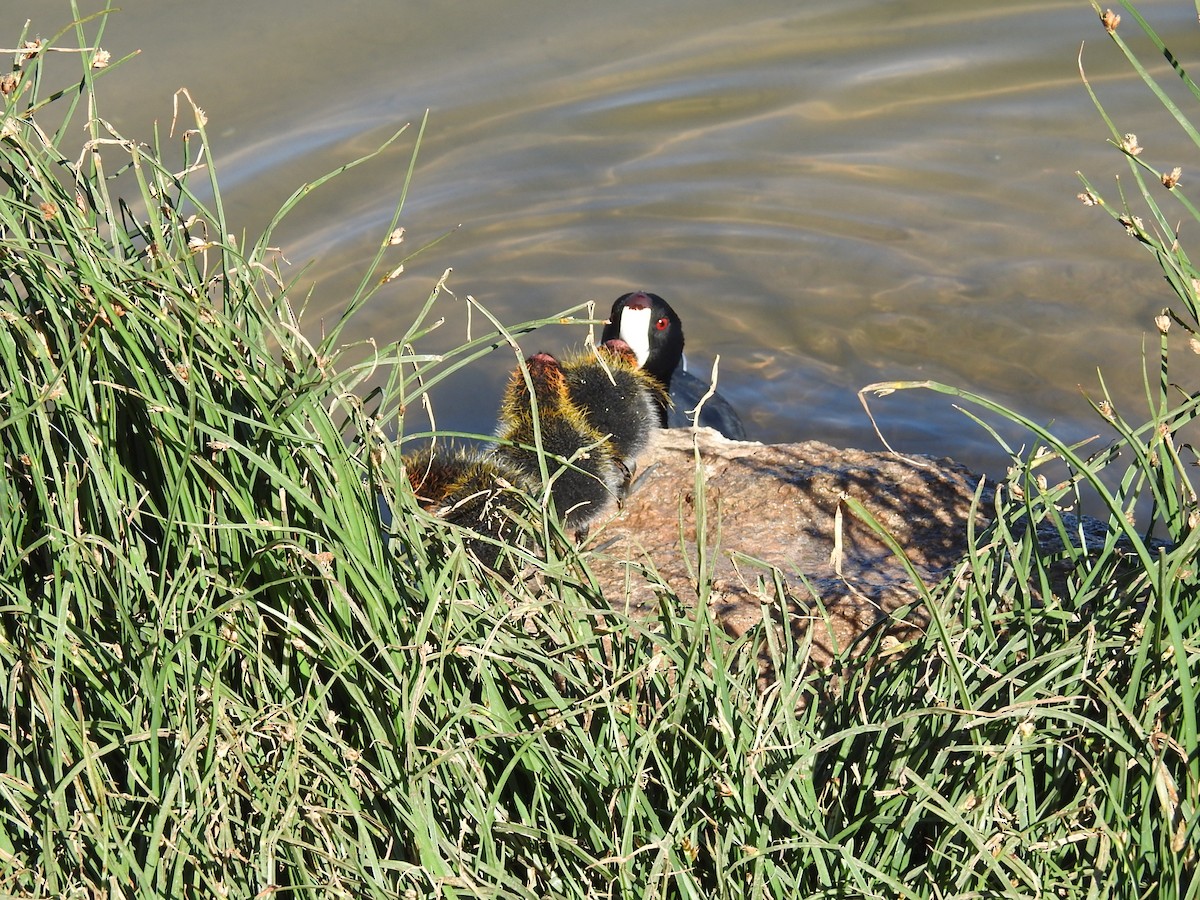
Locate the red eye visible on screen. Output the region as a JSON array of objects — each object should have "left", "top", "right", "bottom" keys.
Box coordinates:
[{"left": 655, "top": 317, "right": 670, "bottom": 331}]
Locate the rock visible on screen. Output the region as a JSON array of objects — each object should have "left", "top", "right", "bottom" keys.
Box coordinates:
[{"left": 585, "top": 428, "right": 991, "bottom": 672}]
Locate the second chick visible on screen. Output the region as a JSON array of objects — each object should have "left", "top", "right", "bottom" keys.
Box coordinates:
[{"left": 492, "top": 351, "right": 626, "bottom": 537}]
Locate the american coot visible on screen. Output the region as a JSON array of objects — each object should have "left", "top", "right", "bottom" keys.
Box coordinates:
[
  {"left": 601, "top": 291, "right": 748, "bottom": 441},
  {"left": 561, "top": 338, "right": 666, "bottom": 479},
  {"left": 492, "top": 351, "right": 627, "bottom": 535}
]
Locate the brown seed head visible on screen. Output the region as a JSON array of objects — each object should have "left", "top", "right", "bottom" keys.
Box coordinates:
[
  {"left": 1101, "top": 8, "right": 1121, "bottom": 32},
  {"left": 1119, "top": 213, "right": 1144, "bottom": 235}
]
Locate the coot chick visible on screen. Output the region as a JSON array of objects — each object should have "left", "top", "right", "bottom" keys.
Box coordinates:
[
  {"left": 492, "top": 351, "right": 625, "bottom": 535},
  {"left": 560, "top": 338, "right": 665, "bottom": 482},
  {"left": 403, "top": 444, "right": 539, "bottom": 572},
  {"left": 601, "top": 291, "right": 747, "bottom": 440}
]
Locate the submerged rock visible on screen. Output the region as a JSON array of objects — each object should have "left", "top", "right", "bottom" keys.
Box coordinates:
[{"left": 586, "top": 428, "right": 991, "bottom": 672}]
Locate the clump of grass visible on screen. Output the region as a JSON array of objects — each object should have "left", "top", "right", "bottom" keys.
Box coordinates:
[
  {"left": 0, "top": 8, "right": 819, "bottom": 898},
  {"left": 838, "top": 3, "right": 1200, "bottom": 895},
  {"left": 1, "top": 3, "right": 1197, "bottom": 899}
]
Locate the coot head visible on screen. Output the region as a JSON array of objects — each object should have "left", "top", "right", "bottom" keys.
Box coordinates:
[
  {"left": 600, "top": 291, "right": 748, "bottom": 440},
  {"left": 600, "top": 292, "right": 684, "bottom": 387}
]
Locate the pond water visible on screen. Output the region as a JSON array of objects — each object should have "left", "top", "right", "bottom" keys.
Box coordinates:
[{"left": 24, "top": 0, "right": 1200, "bottom": 480}]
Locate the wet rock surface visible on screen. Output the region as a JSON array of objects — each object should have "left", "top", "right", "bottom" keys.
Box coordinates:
[{"left": 585, "top": 428, "right": 992, "bottom": 671}]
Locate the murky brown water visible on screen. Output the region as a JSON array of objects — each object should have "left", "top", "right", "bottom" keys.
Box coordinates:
[{"left": 24, "top": 0, "right": 1200, "bottom": 479}]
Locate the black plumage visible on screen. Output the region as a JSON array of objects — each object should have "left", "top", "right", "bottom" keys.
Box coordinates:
[
  {"left": 601, "top": 291, "right": 748, "bottom": 440},
  {"left": 492, "top": 351, "right": 625, "bottom": 535},
  {"left": 560, "top": 338, "right": 665, "bottom": 477},
  {"left": 403, "top": 444, "right": 538, "bottom": 572}
]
